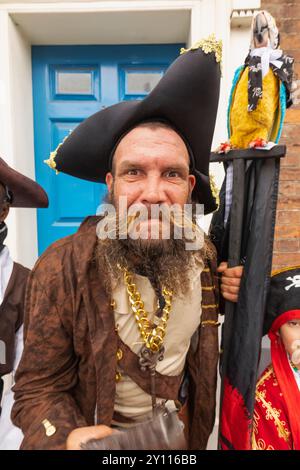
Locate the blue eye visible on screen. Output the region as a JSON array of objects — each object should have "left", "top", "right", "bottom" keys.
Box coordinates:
[{"left": 166, "top": 171, "right": 179, "bottom": 177}]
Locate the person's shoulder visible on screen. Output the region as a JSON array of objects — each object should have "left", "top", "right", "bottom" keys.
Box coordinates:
[
  {"left": 31, "top": 215, "right": 101, "bottom": 282},
  {"left": 12, "top": 261, "right": 30, "bottom": 277}
]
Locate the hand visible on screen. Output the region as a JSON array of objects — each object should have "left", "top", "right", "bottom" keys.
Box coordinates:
[
  {"left": 217, "top": 262, "right": 243, "bottom": 303},
  {"left": 66, "top": 424, "right": 114, "bottom": 450}
]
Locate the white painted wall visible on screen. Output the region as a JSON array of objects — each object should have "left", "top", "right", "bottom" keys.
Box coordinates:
[
  {"left": 0, "top": 11, "right": 16, "bottom": 255},
  {"left": 8, "top": 16, "right": 37, "bottom": 268},
  {"left": 0, "top": 11, "right": 36, "bottom": 268}
]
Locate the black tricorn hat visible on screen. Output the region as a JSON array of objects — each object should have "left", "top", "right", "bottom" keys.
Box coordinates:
[
  {"left": 263, "top": 266, "right": 300, "bottom": 335},
  {"left": 0, "top": 157, "right": 48, "bottom": 208},
  {"left": 45, "top": 36, "right": 222, "bottom": 214}
]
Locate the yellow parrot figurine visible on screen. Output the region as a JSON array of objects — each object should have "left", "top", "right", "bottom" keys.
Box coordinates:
[{"left": 219, "top": 10, "right": 294, "bottom": 153}]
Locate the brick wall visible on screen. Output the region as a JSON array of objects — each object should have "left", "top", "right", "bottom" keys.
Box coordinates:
[{"left": 261, "top": 0, "right": 300, "bottom": 269}]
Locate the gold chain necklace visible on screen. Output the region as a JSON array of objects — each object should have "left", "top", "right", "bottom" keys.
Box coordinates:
[{"left": 119, "top": 265, "right": 173, "bottom": 353}]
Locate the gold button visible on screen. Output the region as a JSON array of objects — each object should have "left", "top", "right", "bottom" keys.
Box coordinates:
[
  {"left": 46, "top": 425, "right": 56, "bottom": 437},
  {"left": 115, "top": 371, "right": 122, "bottom": 382},
  {"left": 42, "top": 419, "right": 56, "bottom": 437},
  {"left": 116, "top": 349, "right": 123, "bottom": 361},
  {"left": 111, "top": 299, "right": 116, "bottom": 308}
]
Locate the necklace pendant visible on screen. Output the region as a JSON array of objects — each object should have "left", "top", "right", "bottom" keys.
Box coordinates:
[
  {"left": 139, "top": 344, "right": 165, "bottom": 373},
  {"left": 139, "top": 344, "right": 165, "bottom": 415}
]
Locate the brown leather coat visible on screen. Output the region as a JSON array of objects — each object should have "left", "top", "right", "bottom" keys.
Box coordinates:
[
  {"left": 0, "top": 261, "right": 29, "bottom": 407},
  {"left": 12, "top": 216, "right": 220, "bottom": 450}
]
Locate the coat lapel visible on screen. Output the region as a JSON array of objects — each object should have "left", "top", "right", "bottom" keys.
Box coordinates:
[{"left": 73, "top": 216, "right": 118, "bottom": 425}]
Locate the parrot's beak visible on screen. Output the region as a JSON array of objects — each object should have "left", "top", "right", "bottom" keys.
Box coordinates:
[{"left": 253, "top": 13, "right": 269, "bottom": 48}]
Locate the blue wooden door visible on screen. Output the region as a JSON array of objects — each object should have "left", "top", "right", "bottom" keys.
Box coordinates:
[{"left": 32, "top": 44, "right": 183, "bottom": 254}]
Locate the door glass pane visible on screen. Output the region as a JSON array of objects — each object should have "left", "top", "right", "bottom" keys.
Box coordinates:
[
  {"left": 56, "top": 71, "right": 92, "bottom": 95},
  {"left": 126, "top": 71, "right": 163, "bottom": 95}
]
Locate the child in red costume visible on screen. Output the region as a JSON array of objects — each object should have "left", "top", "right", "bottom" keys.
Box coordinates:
[{"left": 252, "top": 266, "right": 300, "bottom": 450}]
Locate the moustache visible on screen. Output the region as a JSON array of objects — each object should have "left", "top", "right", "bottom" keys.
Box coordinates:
[{"left": 96, "top": 203, "right": 202, "bottom": 244}]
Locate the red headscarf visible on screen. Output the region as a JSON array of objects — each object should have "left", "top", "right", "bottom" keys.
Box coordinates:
[{"left": 269, "top": 310, "right": 300, "bottom": 450}]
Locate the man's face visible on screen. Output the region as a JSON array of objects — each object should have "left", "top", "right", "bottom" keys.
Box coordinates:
[
  {"left": 105, "top": 125, "right": 196, "bottom": 239},
  {"left": 280, "top": 319, "right": 300, "bottom": 369}
]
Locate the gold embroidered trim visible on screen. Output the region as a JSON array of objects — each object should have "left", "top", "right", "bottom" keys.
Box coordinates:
[
  {"left": 201, "top": 320, "right": 220, "bottom": 327},
  {"left": 252, "top": 424, "right": 275, "bottom": 451},
  {"left": 44, "top": 143, "right": 62, "bottom": 174},
  {"left": 271, "top": 265, "right": 300, "bottom": 277},
  {"left": 201, "top": 286, "right": 214, "bottom": 291},
  {"left": 180, "top": 34, "right": 223, "bottom": 65},
  {"left": 256, "top": 365, "right": 274, "bottom": 389},
  {"left": 209, "top": 174, "right": 220, "bottom": 210},
  {"left": 252, "top": 409, "right": 260, "bottom": 449},
  {"left": 202, "top": 268, "right": 210, "bottom": 273},
  {"left": 254, "top": 365, "right": 290, "bottom": 445},
  {"left": 251, "top": 408, "right": 276, "bottom": 451},
  {"left": 44, "top": 132, "right": 71, "bottom": 174},
  {"left": 201, "top": 303, "right": 218, "bottom": 309},
  {"left": 255, "top": 390, "right": 290, "bottom": 443}
]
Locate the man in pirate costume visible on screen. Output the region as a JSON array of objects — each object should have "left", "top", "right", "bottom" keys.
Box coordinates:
[
  {"left": 252, "top": 266, "right": 300, "bottom": 450},
  {"left": 11, "top": 37, "right": 243, "bottom": 450},
  {"left": 0, "top": 158, "right": 48, "bottom": 449}
]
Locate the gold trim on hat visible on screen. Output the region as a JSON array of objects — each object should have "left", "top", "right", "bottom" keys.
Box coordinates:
[
  {"left": 271, "top": 265, "right": 300, "bottom": 277},
  {"left": 180, "top": 34, "right": 223, "bottom": 65},
  {"left": 44, "top": 132, "right": 71, "bottom": 174},
  {"left": 44, "top": 143, "right": 62, "bottom": 174},
  {"left": 209, "top": 173, "right": 220, "bottom": 210}
]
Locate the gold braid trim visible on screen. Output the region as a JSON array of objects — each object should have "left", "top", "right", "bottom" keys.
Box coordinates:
[
  {"left": 209, "top": 174, "right": 220, "bottom": 210},
  {"left": 256, "top": 365, "right": 274, "bottom": 389},
  {"left": 255, "top": 390, "right": 290, "bottom": 443},
  {"left": 255, "top": 366, "right": 290, "bottom": 444},
  {"left": 180, "top": 34, "right": 223, "bottom": 66},
  {"left": 252, "top": 408, "right": 275, "bottom": 450},
  {"left": 271, "top": 264, "right": 300, "bottom": 277},
  {"left": 44, "top": 133, "right": 71, "bottom": 174},
  {"left": 201, "top": 303, "right": 219, "bottom": 309},
  {"left": 201, "top": 320, "right": 220, "bottom": 327},
  {"left": 44, "top": 143, "right": 63, "bottom": 174}
]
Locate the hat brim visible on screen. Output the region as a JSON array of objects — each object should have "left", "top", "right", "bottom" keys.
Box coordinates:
[{"left": 0, "top": 158, "right": 48, "bottom": 208}]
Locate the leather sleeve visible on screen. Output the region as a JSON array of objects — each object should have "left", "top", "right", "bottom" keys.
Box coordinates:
[{"left": 11, "top": 264, "right": 88, "bottom": 450}]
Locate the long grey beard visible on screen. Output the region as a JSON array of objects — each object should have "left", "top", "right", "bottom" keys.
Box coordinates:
[{"left": 95, "top": 235, "right": 199, "bottom": 299}]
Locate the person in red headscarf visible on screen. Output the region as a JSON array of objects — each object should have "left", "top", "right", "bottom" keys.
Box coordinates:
[{"left": 252, "top": 266, "right": 300, "bottom": 450}]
